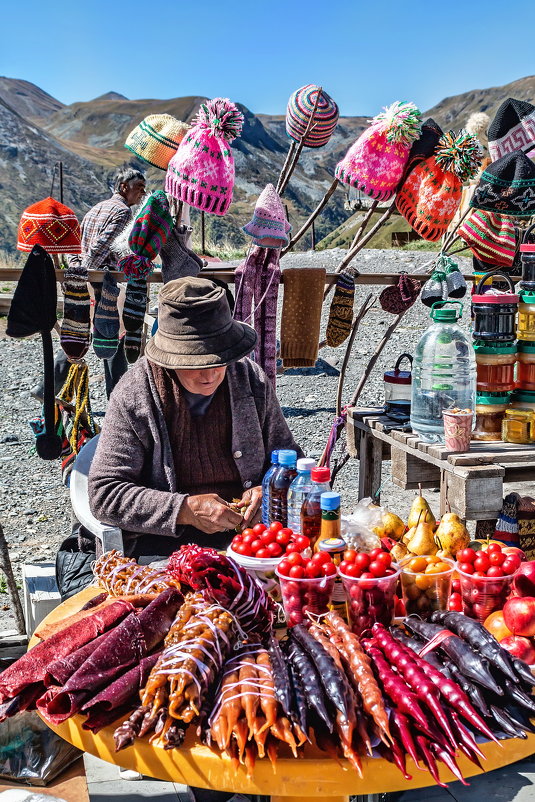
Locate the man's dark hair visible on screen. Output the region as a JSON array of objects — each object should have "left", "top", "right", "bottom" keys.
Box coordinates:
[{"left": 113, "top": 167, "right": 145, "bottom": 192}]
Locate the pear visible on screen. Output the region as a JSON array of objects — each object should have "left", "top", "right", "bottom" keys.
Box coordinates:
[
  {"left": 408, "top": 521, "right": 438, "bottom": 556},
  {"left": 434, "top": 513, "right": 470, "bottom": 558},
  {"left": 391, "top": 542, "right": 409, "bottom": 562},
  {"left": 407, "top": 488, "right": 436, "bottom": 530},
  {"left": 373, "top": 511, "right": 406, "bottom": 541},
  {"left": 403, "top": 526, "right": 416, "bottom": 546}
]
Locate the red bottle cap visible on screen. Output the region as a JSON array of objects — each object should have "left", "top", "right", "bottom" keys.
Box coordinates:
[{"left": 311, "top": 467, "right": 330, "bottom": 482}]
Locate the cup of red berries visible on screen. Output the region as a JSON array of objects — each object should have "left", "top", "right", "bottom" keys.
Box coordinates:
[
  {"left": 276, "top": 551, "right": 337, "bottom": 627},
  {"left": 456, "top": 543, "right": 520, "bottom": 623},
  {"left": 338, "top": 548, "right": 400, "bottom": 636}
]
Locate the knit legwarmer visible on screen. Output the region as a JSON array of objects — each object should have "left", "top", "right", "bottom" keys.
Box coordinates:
[{"left": 280, "top": 267, "right": 326, "bottom": 367}]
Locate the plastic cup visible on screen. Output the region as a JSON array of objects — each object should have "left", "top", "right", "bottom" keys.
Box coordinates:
[
  {"left": 457, "top": 566, "right": 515, "bottom": 622},
  {"left": 276, "top": 568, "right": 336, "bottom": 627},
  {"left": 400, "top": 556, "right": 454, "bottom": 618},
  {"left": 339, "top": 564, "right": 401, "bottom": 636},
  {"left": 443, "top": 410, "right": 473, "bottom": 452}
]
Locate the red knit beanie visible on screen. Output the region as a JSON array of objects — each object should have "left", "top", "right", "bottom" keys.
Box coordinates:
[{"left": 17, "top": 197, "right": 81, "bottom": 254}]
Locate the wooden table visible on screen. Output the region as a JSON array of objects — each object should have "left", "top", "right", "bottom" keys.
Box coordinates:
[
  {"left": 33, "top": 587, "right": 535, "bottom": 802},
  {"left": 347, "top": 407, "right": 535, "bottom": 521}
]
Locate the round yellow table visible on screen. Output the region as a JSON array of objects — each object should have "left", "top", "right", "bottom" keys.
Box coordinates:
[{"left": 34, "top": 587, "right": 535, "bottom": 802}]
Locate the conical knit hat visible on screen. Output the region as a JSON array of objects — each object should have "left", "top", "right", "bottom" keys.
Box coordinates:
[
  {"left": 470, "top": 151, "right": 535, "bottom": 218},
  {"left": 488, "top": 98, "right": 535, "bottom": 162},
  {"left": 165, "top": 99, "right": 244, "bottom": 217},
  {"left": 396, "top": 130, "right": 482, "bottom": 242},
  {"left": 125, "top": 114, "right": 189, "bottom": 170},
  {"left": 17, "top": 197, "right": 81, "bottom": 254},
  {"left": 285, "top": 85, "right": 339, "bottom": 148},
  {"left": 242, "top": 184, "right": 291, "bottom": 248},
  {"left": 335, "top": 101, "right": 422, "bottom": 201},
  {"left": 458, "top": 209, "right": 517, "bottom": 266}
]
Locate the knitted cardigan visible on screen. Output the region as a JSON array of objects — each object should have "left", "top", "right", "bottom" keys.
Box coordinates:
[{"left": 88, "top": 356, "right": 301, "bottom": 552}]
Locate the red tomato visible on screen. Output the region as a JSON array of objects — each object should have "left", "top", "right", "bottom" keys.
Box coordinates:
[
  {"left": 321, "top": 561, "right": 337, "bottom": 577},
  {"left": 289, "top": 565, "right": 305, "bottom": 579},
  {"left": 459, "top": 562, "right": 474, "bottom": 575},
  {"left": 305, "top": 562, "right": 321, "bottom": 578},
  {"left": 502, "top": 557, "right": 520, "bottom": 575},
  {"left": 286, "top": 551, "right": 304, "bottom": 566},
  {"left": 474, "top": 554, "right": 490, "bottom": 573},
  {"left": 253, "top": 523, "right": 267, "bottom": 536},
  {"left": 250, "top": 539, "right": 262, "bottom": 553},
  {"left": 260, "top": 530, "right": 277, "bottom": 545},
  {"left": 489, "top": 551, "right": 506, "bottom": 566},
  {"left": 294, "top": 535, "right": 310, "bottom": 550},
  {"left": 241, "top": 528, "right": 254, "bottom": 539},
  {"left": 344, "top": 563, "right": 362, "bottom": 578},
  {"left": 242, "top": 532, "right": 256, "bottom": 545},
  {"left": 375, "top": 552, "right": 392, "bottom": 568},
  {"left": 267, "top": 542, "right": 283, "bottom": 558},
  {"left": 503, "top": 553, "right": 522, "bottom": 571},
  {"left": 339, "top": 560, "right": 352, "bottom": 574},
  {"left": 312, "top": 551, "right": 332, "bottom": 566},
  {"left": 235, "top": 543, "right": 253, "bottom": 557},
  {"left": 232, "top": 534, "right": 243, "bottom": 544},
  {"left": 360, "top": 572, "right": 374, "bottom": 580},
  {"left": 276, "top": 529, "right": 292, "bottom": 547},
  {"left": 369, "top": 561, "right": 387, "bottom": 578},
  {"left": 278, "top": 558, "right": 291, "bottom": 576},
  {"left": 448, "top": 592, "right": 463, "bottom": 612},
  {"left": 354, "top": 553, "right": 371, "bottom": 570},
  {"left": 451, "top": 578, "right": 461, "bottom": 593},
  {"left": 256, "top": 548, "right": 270, "bottom": 559},
  {"left": 486, "top": 565, "right": 504, "bottom": 577},
  {"left": 343, "top": 550, "right": 357, "bottom": 563},
  {"left": 269, "top": 521, "right": 283, "bottom": 533},
  {"left": 487, "top": 543, "right": 502, "bottom": 554},
  {"left": 286, "top": 542, "right": 302, "bottom": 554},
  {"left": 457, "top": 548, "right": 477, "bottom": 564},
  {"left": 473, "top": 571, "right": 486, "bottom": 577},
  {"left": 384, "top": 568, "right": 396, "bottom": 575},
  {"left": 369, "top": 548, "right": 385, "bottom": 560}
]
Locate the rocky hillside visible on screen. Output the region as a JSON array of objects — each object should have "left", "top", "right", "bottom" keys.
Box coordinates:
[{"left": 0, "top": 74, "right": 533, "bottom": 257}]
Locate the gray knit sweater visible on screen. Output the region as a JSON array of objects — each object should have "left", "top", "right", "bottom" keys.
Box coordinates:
[{"left": 88, "top": 357, "right": 302, "bottom": 550}]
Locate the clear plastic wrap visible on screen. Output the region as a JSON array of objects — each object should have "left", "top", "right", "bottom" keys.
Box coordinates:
[{"left": 341, "top": 498, "right": 383, "bottom": 552}]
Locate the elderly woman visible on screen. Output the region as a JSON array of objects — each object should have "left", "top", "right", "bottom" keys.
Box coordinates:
[{"left": 88, "top": 276, "right": 302, "bottom": 558}]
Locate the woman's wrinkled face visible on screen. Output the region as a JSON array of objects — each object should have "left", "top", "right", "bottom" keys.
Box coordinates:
[{"left": 176, "top": 366, "right": 227, "bottom": 396}]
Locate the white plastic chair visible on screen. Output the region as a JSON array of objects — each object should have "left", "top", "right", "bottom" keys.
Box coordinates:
[{"left": 69, "top": 435, "right": 124, "bottom": 553}]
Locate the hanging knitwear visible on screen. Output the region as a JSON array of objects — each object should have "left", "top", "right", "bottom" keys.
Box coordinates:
[
  {"left": 93, "top": 272, "right": 120, "bottom": 359},
  {"left": 160, "top": 224, "right": 204, "bottom": 283},
  {"left": 60, "top": 277, "right": 91, "bottom": 361},
  {"left": 280, "top": 267, "right": 326, "bottom": 367},
  {"left": 326, "top": 267, "right": 358, "bottom": 347}
]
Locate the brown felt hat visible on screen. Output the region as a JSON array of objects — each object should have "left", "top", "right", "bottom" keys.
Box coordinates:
[{"left": 145, "top": 276, "right": 257, "bottom": 369}]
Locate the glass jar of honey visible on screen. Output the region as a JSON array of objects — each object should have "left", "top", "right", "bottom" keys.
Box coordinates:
[
  {"left": 472, "top": 392, "right": 510, "bottom": 441},
  {"left": 517, "top": 342, "right": 535, "bottom": 391},
  {"left": 510, "top": 389, "right": 535, "bottom": 412},
  {"left": 473, "top": 341, "right": 517, "bottom": 392},
  {"left": 517, "top": 291, "right": 535, "bottom": 341},
  {"left": 501, "top": 408, "right": 535, "bottom": 444}
]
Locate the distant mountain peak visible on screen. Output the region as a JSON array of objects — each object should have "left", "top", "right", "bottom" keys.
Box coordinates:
[{"left": 94, "top": 91, "right": 128, "bottom": 101}]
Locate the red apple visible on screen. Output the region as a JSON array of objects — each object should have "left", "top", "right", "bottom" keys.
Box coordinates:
[
  {"left": 503, "top": 596, "right": 535, "bottom": 637},
  {"left": 513, "top": 561, "right": 535, "bottom": 597},
  {"left": 500, "top": 635, "right": 535, "bottom": 664},
  {"left": 503, "top": 546, "right": 526, "bottom": 561}
]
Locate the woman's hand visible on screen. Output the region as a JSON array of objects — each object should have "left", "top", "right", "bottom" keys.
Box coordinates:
[
  {"left": 235, "top": 486, "right": 263, "bottom": 527},
  {"left": 179, "top": 494, "right": 243, "bottom": 534}
]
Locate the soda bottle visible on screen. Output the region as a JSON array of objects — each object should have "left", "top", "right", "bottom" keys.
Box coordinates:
[{"left": 268, "top": 449, "right": 297, "bottom": 527}]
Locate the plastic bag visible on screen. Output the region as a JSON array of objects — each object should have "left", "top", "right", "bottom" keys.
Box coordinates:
[
  {"left": 0, "top": 792, "right": 67, "bottom": 801},
  {"left": 341, "top": 497, "right": 384, "bottom": 552},
  {"left": 0, "top": 712, "right": 80, "bottom": 786}
]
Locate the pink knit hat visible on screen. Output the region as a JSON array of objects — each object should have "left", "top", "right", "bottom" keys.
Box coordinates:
[
  {"left": 242, "top": 184, "right": 291, "bottom": 248},
  {"left": 335, "top": 101, "right": 422, "bottom": 201},
  {"left": 165, "top": 98, "right": 244, "bottom": 216}
]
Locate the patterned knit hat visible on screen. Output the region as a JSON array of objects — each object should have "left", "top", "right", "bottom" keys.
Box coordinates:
[
  {"left": 401, "top": 117, "right": 443, "bottom": 182},
  {"left": 119, "top": 190, "right": 173, "bottom": 278},
  {"left": 286, "top": 85, "right": 339, "bottom": 148},
  {"left": 488, "top": 98, "right": 535, "bottom": 162},
  {"left": 242, "top": 184, "right": 291, "bottom": 248},
  {"left": 165, "top": 98, "right": 244, "bottom": 216},
  {"left": 396, "top": 130, "right": 482, "bottom": 241},
  {"left": 17, "top": 197, "right": 81, "bottom": 254},
  {"left": 458, "top": 209, "right": 517, "bottom": 266},
  {"left": 335, "top": 102, "right": 422, "bottom": 201},
  {"left": 470, "top": 151, "right": 535, "bottom": 218},
  {"left": 125, "top": 114, "right": 189, "bottom": 170}
]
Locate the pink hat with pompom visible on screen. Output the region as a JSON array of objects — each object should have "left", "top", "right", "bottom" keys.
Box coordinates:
[
  {"left": 165, "top": 98, "right": 244, "bottom": 216},
  {"left": 335, "top": 101, "right": 422, "bottom": 201},
  {"left": 242, "top": 184, "right": 291, "bottom": 249}
]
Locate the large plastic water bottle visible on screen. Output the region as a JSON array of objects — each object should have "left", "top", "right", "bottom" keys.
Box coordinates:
[
  {"left": 261, "top": 450, "right": 279, "bottom": 525},
  {"left": 410, "top": 301, "right": 476, "bottom": 443},
  {"left": 269, "top": 449, "right": 298, "bottom": 527},
  {"left": 287, "top": 458, "right": 316, "bottom": 533}
]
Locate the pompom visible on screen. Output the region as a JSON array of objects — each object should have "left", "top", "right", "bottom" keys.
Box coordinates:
[
  {"left": 435, "top": 129, "right": 483, "bottom": 181},
  {"left": 373, "top": 101, "right": 422, "bottom": 145},
  {"left": 194, "top": 98, "right": 244, "bottom": 141},
  {"left": 465, "top": 112, "right": 490, "bottom": 137}
]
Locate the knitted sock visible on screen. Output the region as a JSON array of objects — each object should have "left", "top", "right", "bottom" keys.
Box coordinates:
[
  {"left": 326, "top": 268, "right": 356, "bottom": 347},
  {"left": 420, "top": 269, "right": 448, "bottom": 307},
  {"left": 94, "top": 272, "right": 120, "bottom": 338},
  {"left": 281, "top": 267, "right": 326, "bottom": 367},
  {"left": 494, "top": 492, "right": 520, "bottom": 544},
  {"left": 60, "top": 278, "right": 91, "bottom": 360},
  {"left": 122, "top": 277, "right": 147, "bottom": 332},
  {"left": 160, "top": 225, "right": 204, "bottom": 283},
  {"left": 125, "top": 328, "right": 142, "bottom": 364}
]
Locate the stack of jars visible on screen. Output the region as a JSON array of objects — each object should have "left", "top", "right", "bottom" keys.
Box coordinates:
[{"left": 472, "top": 273, "right": 519, "bottom": 442}]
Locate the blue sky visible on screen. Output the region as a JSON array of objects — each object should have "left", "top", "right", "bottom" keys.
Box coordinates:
[{"left": 3, "top": 0, "right": 534, "bottom": 116}]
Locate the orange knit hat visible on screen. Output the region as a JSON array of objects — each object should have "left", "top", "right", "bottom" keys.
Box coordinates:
[
  {"left": 396, "top": 130, "right": 482, "bottom": 242},
  {"left": 17, "top": 197, "right": 81, "bottom": 254}
]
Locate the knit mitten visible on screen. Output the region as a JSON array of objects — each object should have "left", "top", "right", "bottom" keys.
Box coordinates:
[
  {"left": 326, "top": 267, "right": 357, "bottom": 347},
  {"left": 420, "top": 269, "right": 448, "bottom": 307},
  {"left": 125, "top": 328, "right": 142, "bottom": 364},
  {"left": 93, "top": 273, "right": 120, "bottom": 359},
  {"left": 160, "top": 225, "right": 205, "bottom": 283},
  {"left": 60, "top": 277, "right": 91, "bottom": 360},
  {"left": 122, "top": 277, "right": 147, "bottom": 332},
  {"left": 443, "top": 257, "right": 467, "bottom": 298}
]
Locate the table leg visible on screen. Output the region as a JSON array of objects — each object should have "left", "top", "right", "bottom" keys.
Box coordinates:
[{"left": 359, "top": 433, "right": 383, "bottom": 502}]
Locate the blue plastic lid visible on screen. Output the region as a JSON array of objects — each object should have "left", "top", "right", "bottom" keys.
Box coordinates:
[
  {"left": 270, "top": 450, "right": 280, "bottom": 463},
  {"left": 278, "top": 449, "right": 297, "bottom": 467},
  {"left": 320, "top": 491, "right": 341, "bottom": 510}
]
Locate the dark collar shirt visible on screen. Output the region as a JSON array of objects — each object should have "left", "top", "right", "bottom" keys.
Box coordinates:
[{"left": 76, "top": 192, "right": 132, "bottom": 272}]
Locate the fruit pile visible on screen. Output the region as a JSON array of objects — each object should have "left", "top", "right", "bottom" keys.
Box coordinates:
[
  {"left": 277, "top": 551, "right": 337, "bottom": 626},
  {"left": 339, "top": 548, "right": 396, "bottom": 579},
  {"left": 338, "top": 549, "right": 399, "bottom": 636},
  {"left": 455, "top": 544, "right": 522, "bottom": 623},
  {"left": 400, "top": 555, "right": 453, "bottom": 616},
  {"left": 230, "top": 521, "right": 309, "bottom": 559},
  {"left": 484, "top": 560, "right": 535, "bottom": 665},
  {"left": 455, "top": 544, "right": 522, "bottom": 578}
]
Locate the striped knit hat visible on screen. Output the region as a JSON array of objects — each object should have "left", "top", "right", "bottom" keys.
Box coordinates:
[
  {"left": 470, "top": 151, "right": 535, "bottom": 218},
  {"left": 488, "top": 98, "right": 535, "bottom": 162},
  {"left": 242, "top": 184, "right": 291, "bottom": 248},
  {"left": 125, "top": 114, "right": 189, "bottom": 170},
  {"left": 335, "top": 102, "right": 422, "bottom": 201},
  {"left": 396, "top": 130, "right": 482, "bottom": 242},
  {"left": 119, "top": 190, "right": 173, "bottom": 278},
  {"left": 286, "top": 85, "right": 339, "bottom": 148},
  {"left": 165, "top": 99, "right": 243, "bottom": 217},
  {"left": 458, "top": 210, "right": 517, "bottom": 267},
  {"left": 17, "top": 197, "right": 81, "bottom": 254}
]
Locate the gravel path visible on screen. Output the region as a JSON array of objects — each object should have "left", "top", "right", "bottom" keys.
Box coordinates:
[{"left": 0, "top": 247, "right": 476, "bottom": 629}]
